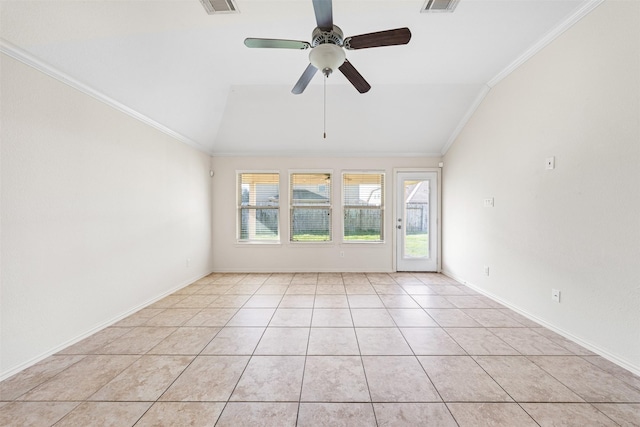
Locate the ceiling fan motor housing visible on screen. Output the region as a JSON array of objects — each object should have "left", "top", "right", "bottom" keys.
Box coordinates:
[{"left": 311, "top": 25, "right": 344, "bottom": 47}]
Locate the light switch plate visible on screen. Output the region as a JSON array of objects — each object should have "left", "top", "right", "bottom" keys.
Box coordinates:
[
  {"left": 483, "top": 198, "right": 494, "bottom": 208},
  {"left": 546, "top": 157, "right": 555, "bottom": 170}
]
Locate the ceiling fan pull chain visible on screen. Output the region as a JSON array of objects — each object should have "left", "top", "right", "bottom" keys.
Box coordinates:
[{"left": 323, "top": 75, "right": 327, "bottom": 139}]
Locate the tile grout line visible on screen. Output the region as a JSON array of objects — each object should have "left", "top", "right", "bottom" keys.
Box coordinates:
[
  {"left": 151, "top": 275, "right": 266, "bottom": 423},
  {"left": 209, "top": 273, "right": 275, "bottom": 425},
  {"left": 148, "top": 272, "right": 261, "bottom": 425},
  {"left": 393, "top": 280, "right": 460, "bottom": 426},
  {"left": 294, "top": 282, "right": 317, "bottom": 426},
  {"left": 348, "top": 279, "right": 380, "bottom": 426}
]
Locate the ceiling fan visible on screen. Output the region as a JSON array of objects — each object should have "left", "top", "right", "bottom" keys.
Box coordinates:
[{"left": 244, "top": 0, "right": 411, "bottom": 94}]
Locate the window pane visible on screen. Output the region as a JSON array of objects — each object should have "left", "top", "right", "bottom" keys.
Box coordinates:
[
  {"left": 344, "top": 208, "right": 382, "bottom": 241},
  {"left": 290, "top": 172, "right": 332, "bottom": 242},
  {"left": 291, "top": 207, "right": 331, "bottom": 241},
  {"left": 343, "top": 172, "right": 384, "bottom": 242},
  {"left": 239, "top": 173, "right": 279, "bottom": 207},
  {"left": 238, "top": 173, "right": 279, "bottom": 242},
  {"left": 239, "top": 208, "right": 279, "bottom": 241},
  {"left": 291, "top": 173, "right": 331, "bottom": 206},
  {"left": 343, "top": 173, "right": 383, "bottom": 207}
]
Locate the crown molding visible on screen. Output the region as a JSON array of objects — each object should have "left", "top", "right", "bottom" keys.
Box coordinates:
[
  {"left": 441, "top": 85, "right": 491, "bottom": 156},
  {"left": 488, "top": 0, "right": 605, "bottom": 88},
  {"left": 212, "top": 151, "right": 444, "bottom": 158},
  {"left": 0, "top": 38, "right": 211, "bottom": 155}
]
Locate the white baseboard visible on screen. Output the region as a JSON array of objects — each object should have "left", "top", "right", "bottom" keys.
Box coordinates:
[
  {"left": 0, "top": 271, "right": 212, "bottom": 381},
  {"left": 442, "top": 269, "right": 640, "bottom": 377},
  {"left": 211, "top": 268, "right": 393, "bottom": 273}
]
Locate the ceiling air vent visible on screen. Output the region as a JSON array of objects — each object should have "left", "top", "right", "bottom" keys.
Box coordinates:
[
  {"left": 421, "top": 0, "right": 459, "bottom": 13},
  {"left": 200, "top": 0, "right": 239, "bottom": 14}
]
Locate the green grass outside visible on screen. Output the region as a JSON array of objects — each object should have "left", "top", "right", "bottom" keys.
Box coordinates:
[
  {"left": 344, "top": 232, "right": 382, "bottom": 241},
  {"left": 292, "top": 233, "right": 428, "bottom": 251},
  {"left": 344, "top": 236, "right": 381, "bottom": 241},
  {"left": 405, "top": 233, "right": 429, "bottom": 258},
  {"left": 292, "top": 233, "right": 331, "bottom": 242},
  {"left": 240, "top": 228, "right": 278, "bottom": 240},
  {"left": 240, "top": 233, "right": 278, "bottom": 240}
]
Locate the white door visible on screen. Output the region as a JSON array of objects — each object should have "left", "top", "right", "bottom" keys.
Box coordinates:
[{"left": 396, "top": 172, "right": 438, "bottom": 271}]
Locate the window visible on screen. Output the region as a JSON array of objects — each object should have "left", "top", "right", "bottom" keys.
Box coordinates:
[
  {"left": 290, "top": 172, "right": 332, "bottom": 242},
  {"left": 343, "top": 172, "right": 384, "bottom": 242},
  {"left": 237, "top": 172, "right": 279, "bottom": 242}
]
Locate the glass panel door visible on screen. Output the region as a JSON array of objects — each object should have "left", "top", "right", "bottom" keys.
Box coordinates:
[
  {"left": 396, "top": 172, "right": 438, "bottom": 271},
  {"left": 402, "top": 179, "right": 430, "bottom": 259}
]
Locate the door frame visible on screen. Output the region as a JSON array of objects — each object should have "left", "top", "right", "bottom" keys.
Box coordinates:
[{"left": 392, "top": 167, "right": 442, "bottom": 272}]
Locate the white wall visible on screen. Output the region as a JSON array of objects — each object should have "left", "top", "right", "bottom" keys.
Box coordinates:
[
  {"left": 442, "top": 0, "right": 640, "bottom": 372},
  {"left": 211, "top": 156, "right": 440, "bottom": 272},
  {"left": 0, "top": 54, "right": 213, "bottom": 378}
]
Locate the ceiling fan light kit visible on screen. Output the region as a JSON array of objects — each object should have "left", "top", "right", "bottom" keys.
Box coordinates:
[{"left": 309, "top": 44, "right": 345, "bottom": 77}]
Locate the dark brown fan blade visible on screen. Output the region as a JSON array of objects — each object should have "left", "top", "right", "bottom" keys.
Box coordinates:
[
  {"left": 339, "top": 60, "right": 371, "bottom": 94},
  {"left": 344, "top": 27, "right": 411, "bottom": 50},
  {"left": 292, "top": 63, "right": 318, "bottom": 94},
  {"left": 312, "top": 0, "right": 333, "bottom": 31},
  {"left": 244, "top": 38, "right": 311, "bottom": 50}
]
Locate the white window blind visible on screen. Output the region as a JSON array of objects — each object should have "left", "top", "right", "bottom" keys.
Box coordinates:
[
  {"left": 343, "top": 172, "right": 384, "bottom": 242},
  {"left": 290, "top": 172, "right": 332, "bottom": 242},
  {"left": 237, "top": 172, "right": 280, "bottom": 242}
]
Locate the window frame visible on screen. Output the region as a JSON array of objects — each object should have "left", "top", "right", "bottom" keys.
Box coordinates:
[
  {"left": 289, "top": 170, "right": 333, "bottom": 243},
  {"left": 236, "top": 170, "right": 281, "bottom": 244},
  {"left": 341, "top": 171, "right": 385, "bottom": 243}
]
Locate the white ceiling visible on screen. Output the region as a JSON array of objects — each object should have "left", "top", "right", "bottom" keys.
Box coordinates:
[{"left": 0, "top": 0, "right": 597, "bottom": 156}]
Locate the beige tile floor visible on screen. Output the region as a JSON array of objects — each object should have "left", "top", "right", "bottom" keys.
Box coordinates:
[{"left": 1, "top": 272, "right": 639, "bottom": 426}]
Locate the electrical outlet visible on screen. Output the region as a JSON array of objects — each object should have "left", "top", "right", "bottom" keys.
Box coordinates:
[
  {"left": 551, "top": 289, "right": 561, "bottom": 303},
  {"left": 340, "top": 251, "right": 345, "bottom": 258},
  {"left": 483, "top": 266, "right": 490, "bottom": 276},
  {"left": 483, "top": 198, "right": 494, "bottom": 208}
]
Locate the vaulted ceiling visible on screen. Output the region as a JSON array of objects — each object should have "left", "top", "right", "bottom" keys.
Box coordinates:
[{"left": 0, "top": 0, "right": 598, "bottom": 156}]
